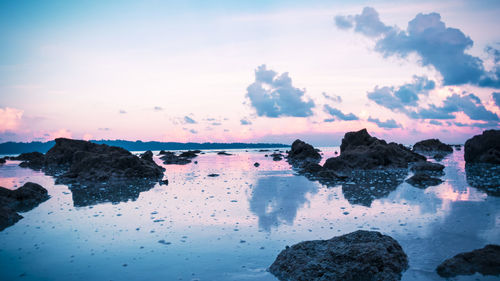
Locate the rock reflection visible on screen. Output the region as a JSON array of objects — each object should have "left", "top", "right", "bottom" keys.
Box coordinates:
[
  {"left": 249, "top": 175, "right": 318, "bottom": 232},
  {"left": 465, "top": 164, "right": 500, "bottom": 196},
  {"left": 340, "top": 169, "right": 408, "bottom": 207},
  {"left": 69, "top": 180, "right": 157, "bottom": 207}
]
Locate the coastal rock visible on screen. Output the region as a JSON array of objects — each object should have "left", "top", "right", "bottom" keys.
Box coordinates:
[
  {"left": 254, "top": 162, "right": 260, "bottom": 167},
  {"left": 406, "top": 173, "right": 443, "bottom": 188},
  {"left": 410, "top": 161, "right": 445, "bottom": 172},
  {"left": 0, "top": 182, "right": 49, "bottom": 231},
  {"left": 464, "top": 130, "right": 500, "bottom": 164},
  {"left": 269, "top": 230, "right": 408, "bottom": 281},
  {"left": 159, "top": 151, "right": 191, "bottom": 165},
  {"left": 465, "top": 164, "right": 500, "bottom": 196},
  {"left": 43, "top": 138, "right": 165, "bottom": 184},
  {"left": 412, "top": 139, "right": 453, "bottom": 154},
  {"left": 323, "top": 129, "right": 425, "bottom": 172},
  {"left": 287, "top": 139, "right": 321, "bottom": 163},
  {"left": 0, "top": 157, "right": 6, "bottom": 164},
  {"left": 178, "top": 150, "right": 200, "bottom": 158},
  {"left": 436, "top": 244, "right": 500, "bottom": 277},
  {"left": 12, "top": 152, "right": 45, "bottom": 169},
  {"left": 217, "top": 151, "right": 232, "bottom": 156},
  {"left": 271, "top": 152, "right": 284, "bottom": 161},
  {"left": 140, "top": 150, "right": 154, "bottom": 162}
]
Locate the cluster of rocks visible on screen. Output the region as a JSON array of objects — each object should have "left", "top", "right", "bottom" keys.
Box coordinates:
[
  {"left": 269, "top": 230, "right": 409, "bottom": 281},
  {"left": 159, "top": 150, "right": 200, "bottom": 165},
  {"left": 436, "top": 244, "right": 500, "bottom": 278},
  {"left": 0, "top": 182, "right": 49, "bottom": 231},
  {"left": 412, "top": 138, "right": 453, "bottom": 161}
]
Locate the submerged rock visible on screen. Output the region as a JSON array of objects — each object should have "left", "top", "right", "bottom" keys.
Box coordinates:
[
  {"left": 254, "top": 162, "right": 260, "bottom": 167},
  {"left": 464, "top": 130, "right": 500, "bottom": 164},
  {"left": 436, "top": 244, "right": 500, "bottom": 278},
  {"left": 271, "top": 152, "right": 284, "bottom": 161},
  {"left": 412, "top": 139, "right": 453, "bottom": 154},
  {"left": 287, "top": 139, "right": 321, "bottom": 163},
  {"left": 159, "top": 151, "right": 191, "bottom": 165},
  {"left": 323, "top": 129, "right": 425, "bottom": 172},
  {"left": 406, "top": 173, "right": 443, "bottom": 188},
  {"left": 207, "top": 173, "right": 219, "bottom": 177},
  {"left": 269, "top": 230, "right": 409, "bottom": 281},
  {"left": 178, "top": 150, "right": 200, "bottom": 158},
  {"left": 217, "top": 151, "right": 232, "bottom": 156},
  {"left": 0, "top": 182, "right": 49, "bottom": 231}
]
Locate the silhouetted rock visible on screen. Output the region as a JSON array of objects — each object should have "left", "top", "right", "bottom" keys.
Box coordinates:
[
  {"left": 436, "top": 244, "right": 500, "bottom": 278},
  {"left": 433, "top": 153, "right": 445, "bottom": 161},
  {"left": 12, "top": 152, "right": 45, "bottom": 169},
  {"left": 254, "top": 162, "right": 260, "bottom": 167},
  {"left": 323, "top": 129, "right": 425, "bottom": 172},
  {"left": 159, "top": 151, "right": 191, "bottom": 165},
  {"left": 140, "top": 150, "right": 154, "bottom": 162},
  {"left": 217, "top": 151, "right": 232, "bottom": 156},
  {"left": 464, "top": 130, "right": 500, "bottom": 164},
  {"left": 271, "top": 152, "right": 283, "bottom": 161},
  {"left": 465, "top": 164, "right": 500, "bottom": 196},
  {"left": 287, "top": 139, "right": 321, "bottom": 163},
  {"left": 43, "top": 138, "right": 164, "bottom": 184},
  {"left": 0, "top": 182, "right": 49, "bottom": 231},
  {"left": 412, "top": 139, "right": 453, "bottom": 154},
  {"left": 0, "top": 157, "right": 6, "bottom": 164},
  {"left": 207, "top": 173, "right": 219, "bottom": 177},
  {"left": 410, "top": 161, "right": 445, "bottom": 172},
  {"left": 269, "top": 230, "right": 408, "bottom": 281},
  {"left": 179, "top": 150, "right": 200, "bottom": 158},
  {"left": 406, "top": 173, "right": 443, "bottom": 188}
]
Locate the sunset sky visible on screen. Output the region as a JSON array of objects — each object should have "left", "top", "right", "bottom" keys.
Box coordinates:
[{"left": 1, "top": 0, "right": 499, "bottom": 145}]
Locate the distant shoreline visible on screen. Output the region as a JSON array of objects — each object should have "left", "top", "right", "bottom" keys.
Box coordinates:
[{"left": 0, "top": 139, "right": 289, "bottom": 154}]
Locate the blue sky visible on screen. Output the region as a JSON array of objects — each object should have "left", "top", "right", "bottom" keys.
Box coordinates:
[{"left": 1, "top": 0, "right": 499, "bottom": 145}]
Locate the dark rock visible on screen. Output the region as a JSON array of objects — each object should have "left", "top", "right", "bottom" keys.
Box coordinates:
[
  {"left": 406, "top": 173, "right": 443, "bottom": 188},
  {"left": 178, "top": 150, "right": 200, "bottom": 158},
  {"left": 12, "top": 152, "right": 45, "bottom": 169},
  {"left": 433, "top": 153, "right": 445, "bottom": 161},
  {"left": 159, "top": 152, "right": 191, "bottom": 165},
  {"left": 158, "top": 150, "right": 167, "bottom": 155},
  {"left": 271, "top": 152, "right": 283, "bottom": 161},
  {"left": 323, "top": 129, "right": 425, "bottom": 172},
  {"left": 0, "top": 157, "right": 6, "bottom": 164},
  {"left": 0, "top": 182, "right": 49, "bottom": 231},
  {"left": 217, "top": 151, "right": 232, "bottom": 156},
  {"left": 207, "top": 173, "right": 219, "bottom": 177},
  {"left": 44, "top": 138, "right": 165, "bottom": 184},
  {"left": 465, "top": 163, "right": 500, "bottom": 196},
  {"left": 436, "top": 244, "right": 500, "bottom": 277},
  {"left": 410, "top": 161, "right": 445, "bottom": 172},
  {"left": 287, "top": 139, "right": 321, "bottom": 163},
  {"left": 412, "top": 139, "right": 453, "bottom": 154},
  {"left": 140, "top": 150, "right": 154, "bottom": 162},
  {"left": 269, "top": 230, "right": 409, "bottom": 281},
  {"left": 160, "top": 179, "right": 169, "bottom": 185},
  {"left": 254, "top": 162, "right": 260, "bottom": 167},
  {"left": 464, "top": 130, "right": 500, "bottom": 164},
  {"left": 258, "top": 149, "right": 270, "bottom": 152}
]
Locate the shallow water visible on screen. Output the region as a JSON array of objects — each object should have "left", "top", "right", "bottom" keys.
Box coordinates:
[{"left": 0, "top": 148, "right": 499, "bottom": 281}]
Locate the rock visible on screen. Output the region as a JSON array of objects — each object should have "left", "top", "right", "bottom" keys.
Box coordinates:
[
  {"left": 287, "top": 139, "right": 321, "bottom": 163},
  {"left": 160, "top": 179, "right": 169, "bottom": 185},
  {"left": 217, "top": 151, "right": 232, "bottom": 156},
  {"left": 465, "top": 164, "right": 500, "bottom": 196},
  {"left": 271, "top": 152, "right": 283, "bottom": 161},
  {"left": 0, "top": 157, "right": 6, "bottom": 164},
  {"left": 0, "top": 182, "right": 49, "bottom": 231},
  {"left": 323, "top": 129, "right": 425, "bottom": 172},
  {"left": 178, "top": 150, "right": 200, "bottom": 158},
  {"left": 412, "top": 139, "right": 453, "bottom": 154},
  {"left": 433, "top": 153, "right": 445, "bottom": 161},
  {"left": 269, "top": 230, "right": 409, "bottom": 281},
  {"left": 43, "top": 138, "right": 165, "bottom": 184},
  {"left": 140, "top": 150, "right": 154, "bottom": 162},
  {"left": 410, "top": 161, "right": 445, "bottom": 172},
  {"left": 207, "top": 173, "right": 219, "bottom": 177},
  {"left": 406, "top": 173, "right": 443, "bottom": 188},
  {"left": 254, "top": 162, "right": 260, "bottom": 167},
  {"left": 159, "top": 151, "right": 191, "bottom": 165},
  {"left": 11, "top": 152, "right": 45, "bottom": 169},
  {"left": 464, "top": 130, "right": 500, "bottom": 164},
  {"left": 436, "top": 244, "right": 500, "bottom": 278}
]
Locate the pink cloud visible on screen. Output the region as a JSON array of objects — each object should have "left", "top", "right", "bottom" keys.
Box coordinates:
[{"left": 0, "top": 107, "right": 23, "bottom": 132}]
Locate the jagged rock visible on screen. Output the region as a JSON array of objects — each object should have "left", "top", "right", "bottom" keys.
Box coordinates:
[
  {"left": 0, "top": 182, "right": 49, "bottom": 231},
  {"left": 140, "top": 150, "right": 154, "bottom": 162},
  {"left": 464, "top": 130, "right": 500, "bottom": 164},
  {"left": 43, "top": 138, "right": 164, "bottom": 184},
  {"left": 159, "top": 151, "right": 191, "bottom": 165},
  {"left": 410, "top": 161, "right": 445, "bottom": 172},
  {"left": 412, "top": 139, "right": 453, "bottom": 154},
  {"left": 269, "top": 230, "right": 409, "bottom": 281},
  {"left": 323, "top": 129, "right": 425, "bottom": 172},
  {"left": 406, "top": 173, "right": 443, "bottom": 188},
  {"left": 287, "top": 139, "right": 321, "bottom": 163},
  {"left": 436, "top": 244, "right": 500, "bottom": 277},
  {"left": 11, "top": 152, "right": 45, "bottom": 169}
]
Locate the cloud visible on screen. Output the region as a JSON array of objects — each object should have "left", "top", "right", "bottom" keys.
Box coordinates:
[
  {"left": 336, "top": 7, "right": 500, "bottom": 88},
  {"left": 0, "top": 107, "right": 23, "bottom": 133},
  {"left": 119, "top": 109, "right": 127, "bottom": 114},
  {"left": 454, "top": 121, "right": 499, "bottom": 128},
  {"left": 323, "top": 118, "right": 335, "bottom": 123},
  {"left": 189, "top": 129, "right": 197, "bottom": 134},
  {"left": 410, "top": 93, "right": 499, "bottom": 121},
  {"left": 184, "top": 116, "right": 197, "bottom": 124},
  {"left": 154, "top": 106, "right": 163, "bottom": 111},
  {"left": 367, "top": 76, "right": 435, "bottom": 112},
  {"left": 334, "top": 15, "right": 353, "bottom": 30},
  {"left": 240, "top": 118, "right": 252, "bottom": 125},
  {"left": 323, "top": 105, "right": 358, "bottom": 121},
  {"left": 246, "top": 65, "right": 315, "bottom": 117},
  {"left": 367, "top": 117, "right": 401, "bottom": 129},
  {"left": 429, "top": 120, "right": 442, "bottom": 125},
  {"left": 493, "top": 92, "right": 500, "bottom": 108},
  {"left": 322, "top": 92, "right": 342, "bottom": 103},
  {"left": 98, "top": 127, "right": 111, "bottom": 131},
  {"left": 211, "top": 122, "right": 222, "bottom": 126}
]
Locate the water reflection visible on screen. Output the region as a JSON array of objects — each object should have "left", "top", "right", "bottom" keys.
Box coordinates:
[
  {"left": 465, "top": 164, "right": 500, "bottom": 196},
  {"left": 69, "top": 181, "right": 157, "bottom": 207},
  {"left": 249, "top": 175, "right": 318, "bottom": 232}
]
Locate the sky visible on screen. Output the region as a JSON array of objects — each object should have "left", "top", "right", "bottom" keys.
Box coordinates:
[{"left": 1, "top": 0, "right": 500, "bottom": 146}]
